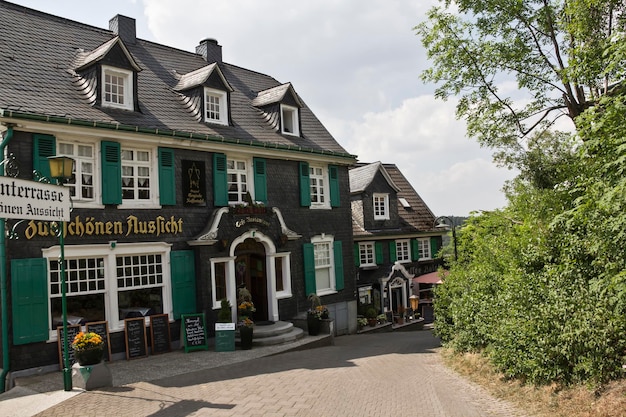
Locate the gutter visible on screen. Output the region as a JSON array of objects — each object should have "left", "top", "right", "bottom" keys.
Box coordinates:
[
  {"left": 0, "top": 109, "right": 358, "bottom": 162},
  {"left": 0, "top": 125, "right": 14, "bottom": 392}
]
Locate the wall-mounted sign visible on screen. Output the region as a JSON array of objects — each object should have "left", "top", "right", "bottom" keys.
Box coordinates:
[
  {"left": 0, "top": 177, "right": 71, "bottom": 221},
  {"left": 182, "top": 160, "right": 206, "bottom": 206},
  {"left": 23, "top": 214, "right": 184, "bottom": 239}
]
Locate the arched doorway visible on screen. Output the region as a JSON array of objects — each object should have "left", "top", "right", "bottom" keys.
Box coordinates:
[{"left": 234, "top": 238, "right": 268, "bottom": 321}]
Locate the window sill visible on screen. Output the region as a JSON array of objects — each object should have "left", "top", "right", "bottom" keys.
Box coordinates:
[{"left": 359, "top": 265, "right": 378, "bottom": 270}]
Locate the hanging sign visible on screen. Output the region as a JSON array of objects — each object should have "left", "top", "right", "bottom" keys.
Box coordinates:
[{"left": 0, "top": 177, "right": 71, "bottom": 221}]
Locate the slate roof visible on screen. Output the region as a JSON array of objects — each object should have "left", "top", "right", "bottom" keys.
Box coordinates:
[
  {"left": 0, "top": 1, "right": 353, "bottom": 159},
  {"left": 350, "top": 162, "right": 438, "bottom": 237}
]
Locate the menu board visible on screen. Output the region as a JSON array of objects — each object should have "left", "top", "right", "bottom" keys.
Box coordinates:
[
  {"left": 181, "top": 313, "right": 208, "bottom": 353},
  {"left": 57, "top": 324, "right": 81, "bottom": 370},
  {"left": 86, "top": 321, "right": 111, "bottom": 362},
  {"left": 149, "top": 314, "right": 171, "bottom": 355},
  {"left": 124, "top": 317, "right": 148, "bottom": 360}
]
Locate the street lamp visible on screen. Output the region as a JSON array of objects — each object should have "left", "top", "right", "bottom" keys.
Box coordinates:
[
  {"left": 434, "top": 215, "right": 457, "bottom": 261},
  {"left": 48, "top": 155, "right": 74, "bottom": 391}
]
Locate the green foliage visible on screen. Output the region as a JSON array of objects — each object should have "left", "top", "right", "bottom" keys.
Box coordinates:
[{"left": 217, "top": 298, "right": 232, "bottom": 323}]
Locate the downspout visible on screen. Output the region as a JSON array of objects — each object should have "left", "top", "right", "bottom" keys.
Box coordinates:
[{"left": 0, "top": 125, "right": 14, "bottom": 392}]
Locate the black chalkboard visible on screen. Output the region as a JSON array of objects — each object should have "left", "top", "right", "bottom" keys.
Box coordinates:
[
  {"left": 57, "top": 324, "right": 81, "bottom": 370},
  {"left": 149, "top": 314, "right": 171, "bottom": 355},
  {"left": 86, "top": 321, "right": 111, "bottom": 362},
  {"left": 181, "top": 313, "right": 208, "bottom": 352},
  {"left": 124, "top": 317, "right": 148, "bottom": 360}
]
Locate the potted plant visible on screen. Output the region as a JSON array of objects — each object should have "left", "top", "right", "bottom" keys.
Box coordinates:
[
  {"left": 357, "top": 317, "right": 368, "bottom": 330},
  {"left": 365, "top": 307, "right": 378, "bottom": 327},
  {"left": 72, "top": 331, "right": 104, "bottom": 366},
  {"left": 306, "top": 293, "right": 328, "bottom": 336},
  {"left": 377, "top": 313, "right": 387, "bottom": 325},
  {"left": 237, "top": 317, "right": 254, "bottom": 349}
]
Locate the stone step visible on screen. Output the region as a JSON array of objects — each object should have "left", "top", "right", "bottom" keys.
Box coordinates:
[{"left": 235, "top": 321, "right": 305, "bottom": 347}]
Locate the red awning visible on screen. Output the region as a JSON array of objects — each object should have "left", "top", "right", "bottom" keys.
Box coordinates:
[{"left": 413, "top": 271, "right": 445, "bottom": 285}]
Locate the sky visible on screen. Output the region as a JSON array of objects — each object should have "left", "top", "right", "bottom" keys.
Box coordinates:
[{"left": 11, "top": 0, "right": 518, "bottom": 217}]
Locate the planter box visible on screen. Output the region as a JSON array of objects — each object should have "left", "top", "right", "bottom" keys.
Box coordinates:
[{"left": 72, "top": 361, "right": 112, "bottom": 390}]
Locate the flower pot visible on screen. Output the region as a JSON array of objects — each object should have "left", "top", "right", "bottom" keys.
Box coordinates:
[
  {"left": 307, "top": 314, "right": 321, "bottom": 336},
  {"left": 74, "top": 347, "right": 104, "bottom": 366},
  {"left": 367, "top": 318, "right": 378, "bottom": 327},
  {"left": 239, "top": 326, "right": 253, "bottom": 350}
]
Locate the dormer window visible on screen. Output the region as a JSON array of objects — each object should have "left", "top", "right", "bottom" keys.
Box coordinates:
[
  {"left": 102, "top": 65, "right": 133, "bottom": 110},
  {"left": 373, "top": 193, "right": 390, "bottom": 220},
  {"left": 281, "top": 104, "right": 300, "bottom": 136},
  {"left": 204, "top": 87, "right": 229, "bottom": 125}
]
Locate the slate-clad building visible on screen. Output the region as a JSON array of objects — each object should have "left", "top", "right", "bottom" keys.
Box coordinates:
[
  {"left": 0, "top": 1, "right": 357, "bottom": 372},
  {"left": 350, "top": 162, "right": 444, "bottom": 320}
]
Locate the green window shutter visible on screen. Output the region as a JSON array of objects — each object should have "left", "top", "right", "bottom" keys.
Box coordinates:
[
  {"left": 170, "top": 250, "right": 196, "bottom": 319},
  {"left": 430, "top": 237, "right": 440, "bottom": 258},
  {"left": 299, "top": 162, "right": 311, "bottom": 207},
  {"left": 11, "top": 258, "right": 49, "bottom": 345},
  {"left": 253, "top": 157, "right": 267, "bottom": 204},
  {"left": 213, "top": 153, "right": 228, "bottom": 207},
  {"left": 375, "top": 242, "right": 384, "bottom": 265},
  {"left": 158, "top": 147, "right": 176, "bottom": 205},
  {"left": 389, "top": 241, "right": 397, "bottom": 263},
  {"left": 33, "top": 134, "right": 56, "bottom": 180},
  {"left": 328, "top": 165, "right": 340, "bottom": 207},
  {"left": 303, "top": 243, "right": 316, "bottom": 296},
  {"left": 101, "top": 141, "right": 122, "bottom": 204},
  {"left": 411, "top": 239, "right": 420, "bottom": 261},
  {"left": 334, "top": 241, "right": 344, "bottom": 291},
  {"left": 354, "top": 243, "right": 360, "bottom": 266}
]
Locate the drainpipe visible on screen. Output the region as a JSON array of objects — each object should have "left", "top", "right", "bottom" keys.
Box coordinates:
[{"left": 0, "top": 125, "right": 14, "bottom": 392}]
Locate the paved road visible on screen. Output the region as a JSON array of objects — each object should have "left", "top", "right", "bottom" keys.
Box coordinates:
[{"left": 31, "top": 331, "right": 528, "bottom": 417}]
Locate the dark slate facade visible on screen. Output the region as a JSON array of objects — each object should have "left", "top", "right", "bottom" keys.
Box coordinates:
[
  {"left": 350, "top": 162, "right": 444, "bottom": 321},
  {"left": 0, "top": 1, "right": 357, "bottom": 372}
]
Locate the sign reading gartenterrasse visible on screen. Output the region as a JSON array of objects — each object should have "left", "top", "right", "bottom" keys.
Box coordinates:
[{"left": 0, "top": 177, "right": 71, "bottom": 222}]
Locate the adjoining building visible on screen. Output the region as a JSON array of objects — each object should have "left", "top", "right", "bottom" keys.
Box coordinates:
[
  {"left": 350, "top": 162, "right": 445, "bottom": 322},
  {"left": 0, "top": 1, "right": 357, "bottom": 373}
]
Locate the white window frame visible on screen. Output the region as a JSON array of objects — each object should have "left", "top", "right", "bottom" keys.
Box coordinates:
[
  {"left": 273, "top": 252, "right": 292, "bottom": 299},
  {"left": 226, "top": 156, "right": 254, "bottom": 204},
  {"left": 311, "top": 234, "right": 336, "bottom": 296},
  {"left": 43, "top": 242, "right": 172, "bottom": 339},
  {"left": 102, "top": 65, "right": 133, "bottom": 110},
  {"left": 358, "top": 242, "right": 376, "bottom": 267},
  {"left": 309, "top": 165, "right": 330, "bottom": 209},
  {"left": 120, "top": 147, "right": 158, "bottom": 208},
  {"left": 280, "top": 104, "right": 300, "bottom": 136},
  {"left": 204, "top": 87, "right": 229, "bottom": 125},
  {"left": 417, "top": 238, "right": 432, "bottom": 260},
  {"left": 56, "top": 139, "right": 101, "bottom": 208},
  {"left": 373, "top": 193, "right": 389, "bottom": 220},
  {"left": 396, "top": 239, "right": 411, "bottom": 263},
  {"left": 210, "top": 257, "right": 235, "bottom": 310}
]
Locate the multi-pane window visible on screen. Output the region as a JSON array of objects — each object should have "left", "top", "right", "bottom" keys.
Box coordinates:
[
  {"left": 417, "top": 238, "right": 432, "bottom": 260},
  {"left": 227, "top": 158, "right": 248, "bottom": 203},
  {"left": 49, "top": 257, "right": 106, "bottom": 328},
  {"left": 57, "top": 142, "right": 94, "bottom": 201},
  {"left": 102, "top": 66, "right": 132, "bottom": 110},
  {"left": 309, "top": 166, "right": 326, "bottom": 205},
  {"left": 44, "top": 243, "right": 172, "bottom": 335},
  {"left": 373, "top": 193, "right": 389, "bottom": 220},
  {"left": 204, "top": 88, "right": 228, "bottom": 125},
  {"left": 121, "top": 148, "right": 151, "bottom": 201},
  {"left": 314, "top": 240, "right": 332, "bottom": 292},
  {"left": 359, "top": 242, "right": 375, "bottom": 267},
  {"left": 396, "top": 240, "right": 410, "bottom": 262}
]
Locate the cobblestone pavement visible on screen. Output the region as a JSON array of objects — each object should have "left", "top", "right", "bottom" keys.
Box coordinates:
[{"left": 25, "top": 331, "right": 529, "bottom": 417}]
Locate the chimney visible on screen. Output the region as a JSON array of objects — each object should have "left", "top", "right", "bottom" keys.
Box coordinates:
[
  {"left": 196, "top": 38, "right": 222, "bottom": 63},
  {"left": 109, "top": 15, "right": 136, "bottom": 44}
]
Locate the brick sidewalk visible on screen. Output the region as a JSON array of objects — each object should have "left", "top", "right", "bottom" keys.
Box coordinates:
[{"left": 26, "top": 331, "right": 528, "bottom": 417}]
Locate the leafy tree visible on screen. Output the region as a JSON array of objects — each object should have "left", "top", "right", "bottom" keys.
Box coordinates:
[
  {"left": 416, "top": 0, "right": 626, "bottom": 166},
  {"left": 423, "top": 0, "right": 626, "bottom": 385}
]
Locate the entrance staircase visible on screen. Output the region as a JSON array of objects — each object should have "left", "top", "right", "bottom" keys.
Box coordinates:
[{"left": 236, "top": 321, "right": 304, "bottom": 347}]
